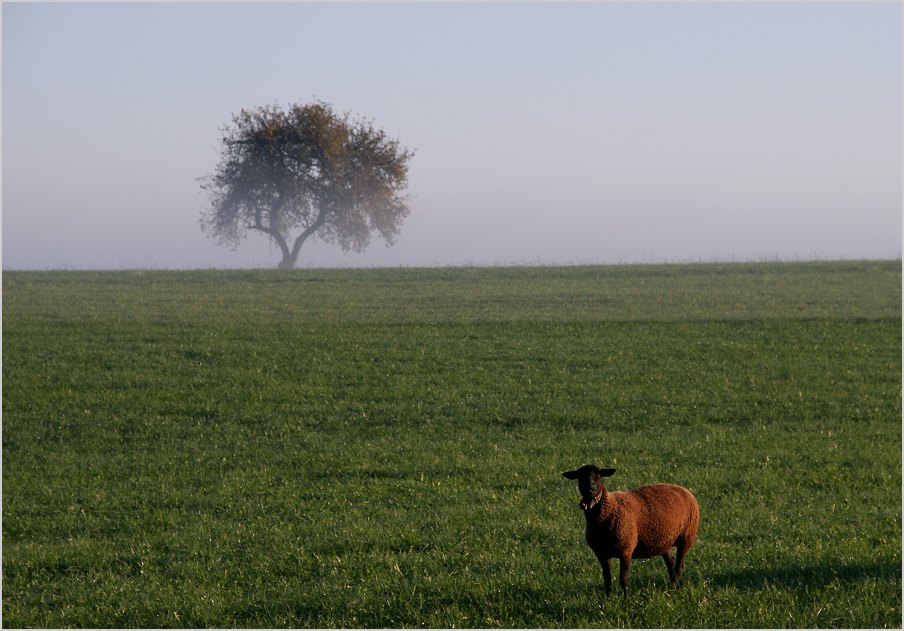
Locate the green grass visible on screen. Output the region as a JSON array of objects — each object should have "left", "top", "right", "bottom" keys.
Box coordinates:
[{"left": 3, "top": 260, "right": 901, "bottom": 628}]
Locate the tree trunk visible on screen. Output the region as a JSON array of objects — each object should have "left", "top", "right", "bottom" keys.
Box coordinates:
[
  {"left": 277, "top": 254, "right": 298, "bottom": 269},
  {"left": 276, "top": 211, "right": 327, "bottom": 269}
]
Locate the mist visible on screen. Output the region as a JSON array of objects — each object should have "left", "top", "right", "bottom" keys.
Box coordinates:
[{"left": 3, "top": 3, "right": 901, "bottom": 270}]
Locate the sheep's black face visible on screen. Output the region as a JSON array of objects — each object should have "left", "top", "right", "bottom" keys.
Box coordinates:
[{"left": 562, "top": 465, "right": 616, "bottom": 511}]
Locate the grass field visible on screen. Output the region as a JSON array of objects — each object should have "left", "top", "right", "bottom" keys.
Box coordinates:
[{"left": 3, "top": 260, "right": 901, "bottom": 628}]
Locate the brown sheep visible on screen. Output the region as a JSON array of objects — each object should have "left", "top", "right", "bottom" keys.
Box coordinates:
[{"left": 562, "top": 465, "right": 699, "bottom": 595}]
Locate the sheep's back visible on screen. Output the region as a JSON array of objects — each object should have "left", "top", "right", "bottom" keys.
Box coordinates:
[{"left": 621, "top": 484, "right": 698, "bottom": 557}]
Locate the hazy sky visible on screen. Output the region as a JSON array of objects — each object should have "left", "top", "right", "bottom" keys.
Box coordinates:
[{"left": 3, "top": 2, "right": 901, "bottom": 269}]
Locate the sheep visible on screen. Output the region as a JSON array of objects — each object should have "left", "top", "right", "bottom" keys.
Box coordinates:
[{"left": 562, "top": 465, "right": 699, "bottom": 596}]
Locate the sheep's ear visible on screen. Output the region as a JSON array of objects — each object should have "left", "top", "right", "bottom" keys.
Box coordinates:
[
  {"left": 562, "top": 470, "right": 579, "bottom": 479},
  {"left": 598, "top": 468, "right": 616, "bottom": 477}
]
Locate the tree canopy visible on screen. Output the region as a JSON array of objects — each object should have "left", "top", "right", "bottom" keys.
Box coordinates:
[{"left": 200, "top": 101, "right": 413, "bottom": 268}]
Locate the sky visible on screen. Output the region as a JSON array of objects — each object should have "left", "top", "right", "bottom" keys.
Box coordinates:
[{"left": 3, "top": 2, "right": 902, "bottom": 270}]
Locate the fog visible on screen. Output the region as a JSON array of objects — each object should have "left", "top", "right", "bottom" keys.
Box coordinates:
[{"left": 3, "top": 3, "right": 901, "bottom": 270}]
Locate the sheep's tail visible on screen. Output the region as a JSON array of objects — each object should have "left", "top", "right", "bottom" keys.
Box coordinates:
[{"left": 683, "top": 491, "right": 700, "bottom": 550}]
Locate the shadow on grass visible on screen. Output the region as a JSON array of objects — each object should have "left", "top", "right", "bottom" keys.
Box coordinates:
[{"left": 708, "top": 559, "right": 901, "bottom": 590}]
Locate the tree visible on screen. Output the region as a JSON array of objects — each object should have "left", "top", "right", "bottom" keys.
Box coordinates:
[{"left": 200, "top": 101, "right": 413, "bottom": 269}]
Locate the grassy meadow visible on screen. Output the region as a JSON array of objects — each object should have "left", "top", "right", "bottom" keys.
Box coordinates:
[{"left": 2, "top": 260, "right": 901, "bottom": 628}]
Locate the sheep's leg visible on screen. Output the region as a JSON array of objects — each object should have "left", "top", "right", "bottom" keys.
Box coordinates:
[
  {"left": 674, "top": 537, "right": 689, "bottom": 584},
  {"left": 618, "top": 556, "right": 631, "bottom": 595},
  {"left": 595, "top": 552, "right": 613, "bottom": 595},
  {"left": 602, "top": 558, "right": 613, "bottom": 595},
  {"left": 662, "top": 552, "right": 678, "bottom": 588}
]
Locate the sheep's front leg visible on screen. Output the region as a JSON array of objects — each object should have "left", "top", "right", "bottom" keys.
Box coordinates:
[
  {"left": 594, "top": 551, "right": 613, "bottom": 595},
  {"left": 619, "top": 556, "right": 631, "bottom": 595}
]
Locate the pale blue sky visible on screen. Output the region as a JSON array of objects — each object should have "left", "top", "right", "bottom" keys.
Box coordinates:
[{"left": 3, "top": 2, "right": 901, "bottom": 269}]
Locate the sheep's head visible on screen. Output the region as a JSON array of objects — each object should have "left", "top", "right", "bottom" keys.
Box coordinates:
[{"left": 562, "top": 465, "right": 615, "bottom": 511}]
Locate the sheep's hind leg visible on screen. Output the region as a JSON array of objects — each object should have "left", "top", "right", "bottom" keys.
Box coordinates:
[
  {"left": 674, "top": 536, "right": 690, "bottom": 585},
  {"left": 662, "top": 552, "right": 678, "bottom": 589}
]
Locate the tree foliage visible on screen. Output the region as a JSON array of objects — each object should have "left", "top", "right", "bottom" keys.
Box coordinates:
[{"left": 200, "top": 101, "right": 413, "bottom": 268}]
